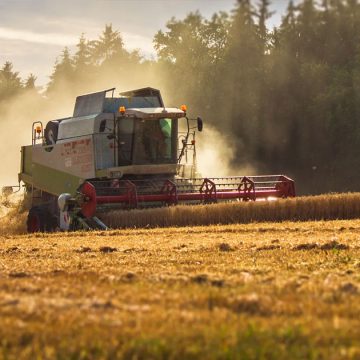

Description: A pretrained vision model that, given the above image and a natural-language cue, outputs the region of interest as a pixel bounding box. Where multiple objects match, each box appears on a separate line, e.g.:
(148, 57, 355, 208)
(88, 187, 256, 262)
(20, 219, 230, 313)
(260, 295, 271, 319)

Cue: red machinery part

(275, 175, 296, 198)
(160, 179, 178, 205)
(79, 175, 295, 218)
(238, 176, 256, 201)
(80, 181, 97, 218)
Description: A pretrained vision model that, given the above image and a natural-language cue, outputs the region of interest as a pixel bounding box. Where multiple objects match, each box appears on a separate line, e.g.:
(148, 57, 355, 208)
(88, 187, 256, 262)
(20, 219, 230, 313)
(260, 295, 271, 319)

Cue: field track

(0, 220, 359, 359)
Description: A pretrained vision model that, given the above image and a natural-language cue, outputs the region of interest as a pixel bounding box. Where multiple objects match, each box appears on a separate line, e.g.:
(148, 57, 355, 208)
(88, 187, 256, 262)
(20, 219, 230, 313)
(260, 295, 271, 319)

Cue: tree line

(1, 0, 360, 194)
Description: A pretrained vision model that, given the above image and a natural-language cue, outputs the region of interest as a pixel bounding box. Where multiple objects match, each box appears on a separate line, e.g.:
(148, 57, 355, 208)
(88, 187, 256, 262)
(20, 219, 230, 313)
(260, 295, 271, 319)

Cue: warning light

(119, 106, 126, 115)
(180, 104, 187, 112)
(35, 126, 42, 134)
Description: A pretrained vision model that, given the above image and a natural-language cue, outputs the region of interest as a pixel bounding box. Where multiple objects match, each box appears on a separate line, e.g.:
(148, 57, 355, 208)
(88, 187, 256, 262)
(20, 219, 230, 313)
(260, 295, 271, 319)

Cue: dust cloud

(0, 92, 73, 188)
(196, 125, 255, 177)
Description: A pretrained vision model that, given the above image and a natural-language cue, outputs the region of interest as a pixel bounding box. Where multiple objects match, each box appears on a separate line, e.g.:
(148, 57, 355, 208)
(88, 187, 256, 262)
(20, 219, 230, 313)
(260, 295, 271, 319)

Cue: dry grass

(2, 193, 360, 235)
(102, 192, 360, 229)
(0, 194, 27, 235)
(0, 219, 359, 359)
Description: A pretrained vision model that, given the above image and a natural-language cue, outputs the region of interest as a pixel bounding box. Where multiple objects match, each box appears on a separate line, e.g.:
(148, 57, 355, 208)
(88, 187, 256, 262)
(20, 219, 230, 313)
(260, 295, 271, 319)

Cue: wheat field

(0, 219, 359, 359)
(2, 193, 360, 235)
(102, 193, 360, 229)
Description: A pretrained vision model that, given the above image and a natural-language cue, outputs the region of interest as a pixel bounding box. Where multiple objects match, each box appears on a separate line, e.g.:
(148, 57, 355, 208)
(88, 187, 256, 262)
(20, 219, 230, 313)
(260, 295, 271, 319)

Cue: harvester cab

(17, 87, 295, 232)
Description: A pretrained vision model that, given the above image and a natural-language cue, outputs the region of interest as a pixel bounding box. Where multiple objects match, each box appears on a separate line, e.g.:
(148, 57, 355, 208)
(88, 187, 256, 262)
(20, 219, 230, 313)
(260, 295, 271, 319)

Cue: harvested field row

(0, 220, 359, 359)
(102, 192, 360, 229)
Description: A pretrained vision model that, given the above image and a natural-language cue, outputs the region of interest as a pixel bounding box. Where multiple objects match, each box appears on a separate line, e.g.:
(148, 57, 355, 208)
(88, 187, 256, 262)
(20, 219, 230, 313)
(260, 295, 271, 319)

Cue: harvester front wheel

(27, 206, 55, 233)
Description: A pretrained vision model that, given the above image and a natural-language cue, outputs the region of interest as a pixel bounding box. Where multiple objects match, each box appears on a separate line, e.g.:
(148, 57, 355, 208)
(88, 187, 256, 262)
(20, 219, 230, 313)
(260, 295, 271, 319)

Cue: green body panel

(19, 135, 95, 196)
(18, 142, 87, 196)
(19, 146, 33, 180)
(31, 162, 83, 196)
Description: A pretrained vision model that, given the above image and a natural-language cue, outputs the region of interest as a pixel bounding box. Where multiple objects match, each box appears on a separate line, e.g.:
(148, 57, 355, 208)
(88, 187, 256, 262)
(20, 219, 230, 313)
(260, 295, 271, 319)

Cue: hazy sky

(0, 0, 292, 87)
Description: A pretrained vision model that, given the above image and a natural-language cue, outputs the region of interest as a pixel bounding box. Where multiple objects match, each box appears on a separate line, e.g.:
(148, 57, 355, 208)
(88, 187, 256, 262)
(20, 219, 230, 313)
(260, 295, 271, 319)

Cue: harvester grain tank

(6, 87, 295, 232)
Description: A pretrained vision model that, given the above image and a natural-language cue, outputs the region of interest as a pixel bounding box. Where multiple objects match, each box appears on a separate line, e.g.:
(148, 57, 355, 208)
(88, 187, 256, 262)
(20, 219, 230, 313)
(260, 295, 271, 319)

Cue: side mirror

(197, 117, 203, 132)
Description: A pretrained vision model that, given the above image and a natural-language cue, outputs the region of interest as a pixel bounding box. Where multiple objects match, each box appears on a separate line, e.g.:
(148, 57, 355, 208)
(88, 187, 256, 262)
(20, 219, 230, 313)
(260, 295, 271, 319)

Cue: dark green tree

(257, 0, 273, 44)
(90, 24, 127, 65)
(154, 11, 229, 112)
(24, 73, 37, 90)
(0, 61, 22, 100)
(47, 47, 74, 94)
(73, 34, 92, 73)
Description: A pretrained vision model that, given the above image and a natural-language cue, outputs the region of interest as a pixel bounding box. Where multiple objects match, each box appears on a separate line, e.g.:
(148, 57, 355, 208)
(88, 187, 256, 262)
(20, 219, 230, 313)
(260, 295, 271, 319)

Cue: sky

(0, 0, 292, 87)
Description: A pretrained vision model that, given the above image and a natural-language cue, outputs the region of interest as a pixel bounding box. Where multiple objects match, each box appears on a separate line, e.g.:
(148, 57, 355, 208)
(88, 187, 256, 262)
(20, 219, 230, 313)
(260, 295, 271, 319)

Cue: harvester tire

(27, 206, 56, 233)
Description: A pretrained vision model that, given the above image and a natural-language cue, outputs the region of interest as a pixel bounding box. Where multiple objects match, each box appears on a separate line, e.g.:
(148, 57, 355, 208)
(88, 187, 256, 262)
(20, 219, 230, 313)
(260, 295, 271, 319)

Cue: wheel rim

(29, 214, 40, 232)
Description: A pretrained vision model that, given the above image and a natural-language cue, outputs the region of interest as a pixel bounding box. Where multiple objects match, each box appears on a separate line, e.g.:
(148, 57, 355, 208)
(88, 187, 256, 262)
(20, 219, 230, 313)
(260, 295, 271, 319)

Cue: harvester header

(5, 86, 295, 232)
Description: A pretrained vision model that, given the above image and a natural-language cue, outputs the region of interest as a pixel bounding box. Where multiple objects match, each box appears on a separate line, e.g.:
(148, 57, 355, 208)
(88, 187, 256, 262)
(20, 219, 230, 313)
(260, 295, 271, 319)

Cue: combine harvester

(4, 87, 295, 232)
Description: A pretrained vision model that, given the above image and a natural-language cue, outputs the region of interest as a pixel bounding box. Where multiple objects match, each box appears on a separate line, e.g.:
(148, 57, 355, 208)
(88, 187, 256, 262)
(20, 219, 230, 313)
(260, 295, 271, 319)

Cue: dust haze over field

(196, 125, 256, 177)
(0, 93, 69, 187)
